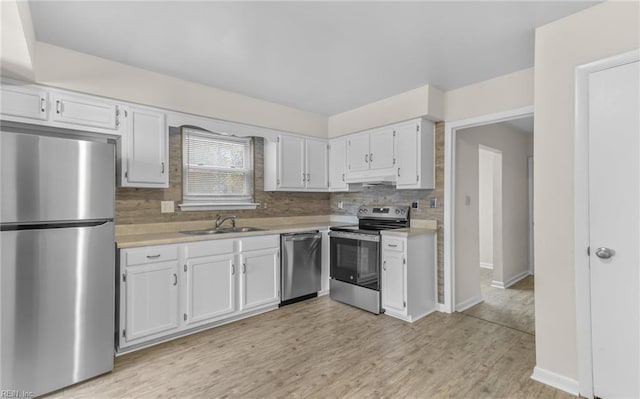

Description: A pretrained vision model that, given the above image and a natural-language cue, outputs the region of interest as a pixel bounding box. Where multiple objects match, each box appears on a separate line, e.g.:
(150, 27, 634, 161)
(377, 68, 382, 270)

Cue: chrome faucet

(215, 214, 237, 229)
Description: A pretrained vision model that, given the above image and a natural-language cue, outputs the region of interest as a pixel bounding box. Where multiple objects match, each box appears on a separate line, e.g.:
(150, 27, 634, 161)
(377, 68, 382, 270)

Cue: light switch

(161, 201, 175, 213)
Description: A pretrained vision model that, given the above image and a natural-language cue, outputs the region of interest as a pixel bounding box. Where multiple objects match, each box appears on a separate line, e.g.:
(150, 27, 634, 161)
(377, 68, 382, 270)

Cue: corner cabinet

(118, 235, 281, 353)
(264, 134, 329, 192)
(119, 105, 168, 188)
(394, 119, 435, 189)
(381, 230, 437, 323)
(328, 137, 349, 191)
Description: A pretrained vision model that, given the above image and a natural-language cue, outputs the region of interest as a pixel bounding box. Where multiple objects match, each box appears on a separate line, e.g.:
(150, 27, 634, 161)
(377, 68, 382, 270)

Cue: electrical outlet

(338, 201, 344, 209)
(430, 198, 438, 208)
(262, 202, 268, 209)
(412, 201, 419, 210)
(161, 201, 174, 213)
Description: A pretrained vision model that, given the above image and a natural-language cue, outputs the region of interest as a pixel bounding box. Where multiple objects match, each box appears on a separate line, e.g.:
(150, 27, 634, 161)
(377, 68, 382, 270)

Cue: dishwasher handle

(281, 231, 321, 241)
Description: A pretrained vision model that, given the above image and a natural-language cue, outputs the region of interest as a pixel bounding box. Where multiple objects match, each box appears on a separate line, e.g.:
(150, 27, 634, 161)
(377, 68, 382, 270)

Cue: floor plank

(463, 268, 535, 335)
(47, 296, 569, 399)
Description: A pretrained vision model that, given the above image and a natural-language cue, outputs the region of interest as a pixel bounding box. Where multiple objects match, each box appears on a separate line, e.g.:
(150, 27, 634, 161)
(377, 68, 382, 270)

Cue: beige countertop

(117, 221, 348, 248)
(116, 216, 438, 248)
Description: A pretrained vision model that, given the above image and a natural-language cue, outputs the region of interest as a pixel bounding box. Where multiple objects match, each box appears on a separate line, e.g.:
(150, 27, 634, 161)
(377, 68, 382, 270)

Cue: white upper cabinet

(278, 135, 306, 189)
(346, 127, 395, 182)
(369, 127, 395, 171)
(346, 132, 370, 174)
(265, 134, 329, 192)
(395, 119, 435, 190)
(328, 137, 348, 191)
(305, 138, 329, 189)
(0, 84, 48, 121)
(51, 92, 120, 130)
(120, 106, 168, 188)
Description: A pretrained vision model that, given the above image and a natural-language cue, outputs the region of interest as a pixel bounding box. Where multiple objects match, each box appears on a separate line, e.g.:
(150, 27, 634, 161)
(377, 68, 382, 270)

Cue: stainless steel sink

(180, 227, 266, 235)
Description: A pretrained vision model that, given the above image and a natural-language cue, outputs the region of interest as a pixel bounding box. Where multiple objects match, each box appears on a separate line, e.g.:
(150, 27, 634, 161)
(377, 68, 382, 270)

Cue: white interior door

(588, 60, 639, 399)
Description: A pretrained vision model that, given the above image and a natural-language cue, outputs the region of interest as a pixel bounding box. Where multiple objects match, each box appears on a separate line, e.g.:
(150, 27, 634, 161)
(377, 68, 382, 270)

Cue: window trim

(179, 127, 258, 211)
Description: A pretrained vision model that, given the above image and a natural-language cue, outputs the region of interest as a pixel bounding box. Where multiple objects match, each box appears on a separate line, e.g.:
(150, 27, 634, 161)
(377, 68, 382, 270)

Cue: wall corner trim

(454, 295, 483, 312)
(531, 366, 579, 396)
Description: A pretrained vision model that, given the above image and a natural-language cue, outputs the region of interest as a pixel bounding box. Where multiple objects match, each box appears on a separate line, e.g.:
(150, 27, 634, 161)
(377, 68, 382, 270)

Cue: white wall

(479, 147, 495, 267)
(327, 84, 444, 137)
(534, 1, 640, 381)
(31, 42, 328, 138)
(444, 68, 534, 122)
(456, 122, 532, 301)
(455, 136, 481, 307)
(0, 0, 36, 81)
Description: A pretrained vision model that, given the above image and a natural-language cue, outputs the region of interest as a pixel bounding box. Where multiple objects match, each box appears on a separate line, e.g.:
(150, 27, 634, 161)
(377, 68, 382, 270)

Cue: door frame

(443, 105, 534, 313)
(574, 48, 639, 399)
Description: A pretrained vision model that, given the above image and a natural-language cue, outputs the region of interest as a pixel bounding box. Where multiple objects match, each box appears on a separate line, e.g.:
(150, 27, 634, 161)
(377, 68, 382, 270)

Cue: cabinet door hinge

(348, 140, 351, 146)
(277, 178, 280, 185)
(587, 246, 590, 256)
(348, 164, 351, 170)
(393, 158, 396, 165)
(393, 130, 396, 136)
(416, 124, 420, 132)
(403, 301, 407, 308)
(327, 144, 330, 150)
(277, 136, 280, 142)
(124, 109, 128, 118)
(184, 313, 187, 321)
(416, 174, 419, 182)
(122, 272, 126, 282)
(403, 258, 406, 265)
(184, 264, 188, 272)
(122, 329, 126, 338)
(124, 171, 128, 179)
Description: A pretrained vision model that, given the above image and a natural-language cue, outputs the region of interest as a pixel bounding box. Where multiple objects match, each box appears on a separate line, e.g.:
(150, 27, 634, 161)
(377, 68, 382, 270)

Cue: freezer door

(0, 221, 115, 397)
(1, 130, 115, 223)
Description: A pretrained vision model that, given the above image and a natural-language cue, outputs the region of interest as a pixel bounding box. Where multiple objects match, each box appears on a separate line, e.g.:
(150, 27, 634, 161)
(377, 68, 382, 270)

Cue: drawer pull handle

(146, 254, 161, 259)
(388, 244, 398, 248)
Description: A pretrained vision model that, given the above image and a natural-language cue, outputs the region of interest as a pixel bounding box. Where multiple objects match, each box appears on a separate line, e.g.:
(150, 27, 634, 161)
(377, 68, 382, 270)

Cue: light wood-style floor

(463, 268, 535, 335)
(48, 296, 567, 399)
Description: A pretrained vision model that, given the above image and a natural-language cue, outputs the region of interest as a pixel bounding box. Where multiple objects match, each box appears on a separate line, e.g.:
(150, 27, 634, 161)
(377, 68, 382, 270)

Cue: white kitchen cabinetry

(119, 105, 168, 188)
(0, 84, 48, 121)
(118, 235, 281, 353)
(265, 134, 328, 191)
(182, 240, 237, 329)
(328, 137, 348, 191)
(346, 127, 395, 182)
(395, 119, 435, 189)
(381, 231, 437, 323)
(240, 248, 280, 311)
(120, 245, 181, 346)
(51, 92, 120, 130)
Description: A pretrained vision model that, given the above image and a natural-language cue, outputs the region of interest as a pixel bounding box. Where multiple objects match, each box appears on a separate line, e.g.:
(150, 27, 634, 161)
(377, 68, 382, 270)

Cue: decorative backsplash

(116, 135, 331, 225)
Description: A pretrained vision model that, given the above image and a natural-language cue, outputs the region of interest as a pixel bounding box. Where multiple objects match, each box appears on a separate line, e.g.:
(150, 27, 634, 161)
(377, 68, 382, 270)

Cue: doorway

(453, 116, 535, 334)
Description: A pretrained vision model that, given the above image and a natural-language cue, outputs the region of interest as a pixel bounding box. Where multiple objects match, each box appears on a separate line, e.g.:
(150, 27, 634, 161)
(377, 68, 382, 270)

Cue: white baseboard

(455, 295, 483, 312)
(318, 289, 329, 297)
(436, 302, 449, 313)
(531, 366, 579, 396)
(491, 280, 505, 289)
(504, 270, 530, 288)
(480, 262, 494, 269)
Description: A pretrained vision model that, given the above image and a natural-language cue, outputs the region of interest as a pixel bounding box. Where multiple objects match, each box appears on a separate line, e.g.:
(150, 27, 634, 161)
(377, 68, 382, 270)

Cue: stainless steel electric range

(329, 205, 410, 313)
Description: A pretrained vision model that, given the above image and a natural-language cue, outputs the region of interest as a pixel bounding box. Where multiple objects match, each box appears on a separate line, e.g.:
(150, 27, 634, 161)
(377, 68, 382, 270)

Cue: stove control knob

(401, 209, 406, 214)
(395, 209, 400, 215)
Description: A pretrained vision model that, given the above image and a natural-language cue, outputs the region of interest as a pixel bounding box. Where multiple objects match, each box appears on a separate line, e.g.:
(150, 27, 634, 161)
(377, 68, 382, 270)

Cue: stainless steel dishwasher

(280, 231, 322, 305)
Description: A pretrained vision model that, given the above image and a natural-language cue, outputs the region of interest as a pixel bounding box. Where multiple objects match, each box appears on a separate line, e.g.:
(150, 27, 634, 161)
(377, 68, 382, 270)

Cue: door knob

(595, 247, 615, 259)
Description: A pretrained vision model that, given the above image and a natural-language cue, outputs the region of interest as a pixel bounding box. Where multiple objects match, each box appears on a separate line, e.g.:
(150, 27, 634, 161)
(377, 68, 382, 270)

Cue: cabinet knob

(365, 154, 368, 163)
(161, 162, 165, 174)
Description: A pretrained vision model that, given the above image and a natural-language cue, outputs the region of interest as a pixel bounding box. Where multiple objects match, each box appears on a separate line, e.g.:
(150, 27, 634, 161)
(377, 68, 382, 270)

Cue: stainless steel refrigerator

(0, 128, 116, 397)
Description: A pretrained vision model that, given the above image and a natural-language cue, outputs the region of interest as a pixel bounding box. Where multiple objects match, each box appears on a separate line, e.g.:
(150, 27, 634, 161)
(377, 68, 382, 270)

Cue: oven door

(329, 231, 380, 290)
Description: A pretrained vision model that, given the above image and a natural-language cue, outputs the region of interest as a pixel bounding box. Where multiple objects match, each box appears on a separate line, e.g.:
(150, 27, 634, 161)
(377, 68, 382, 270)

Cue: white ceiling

(29, 1, 598, 115)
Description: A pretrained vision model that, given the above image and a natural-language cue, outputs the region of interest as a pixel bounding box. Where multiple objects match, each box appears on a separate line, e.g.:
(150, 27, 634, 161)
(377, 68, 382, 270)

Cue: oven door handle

(329, 231, 380, 242)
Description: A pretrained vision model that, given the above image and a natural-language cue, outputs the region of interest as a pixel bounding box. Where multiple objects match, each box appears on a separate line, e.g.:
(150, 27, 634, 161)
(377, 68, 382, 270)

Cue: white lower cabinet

(184, 253, 236, 327)
(240, 248, 280, 311)
(381, 231, 437, 323)
(123, 260, 180, 343)
(118, 235, 280, 352)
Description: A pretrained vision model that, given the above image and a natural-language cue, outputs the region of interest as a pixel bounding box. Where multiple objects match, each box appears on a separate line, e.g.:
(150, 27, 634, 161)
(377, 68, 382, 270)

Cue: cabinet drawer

(184, 239, 234, 258)
(383, 238, 405, 252)
(239, 235, 279, 252)
(125, 245, 179, 266)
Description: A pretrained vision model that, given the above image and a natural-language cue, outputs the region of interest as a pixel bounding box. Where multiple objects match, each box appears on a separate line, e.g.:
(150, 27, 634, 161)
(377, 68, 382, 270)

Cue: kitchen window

(179, 127, 258, 210)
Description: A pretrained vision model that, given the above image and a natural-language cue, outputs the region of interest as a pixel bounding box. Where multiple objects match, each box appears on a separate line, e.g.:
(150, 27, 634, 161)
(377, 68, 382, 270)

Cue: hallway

(463, 269, 535, 335)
